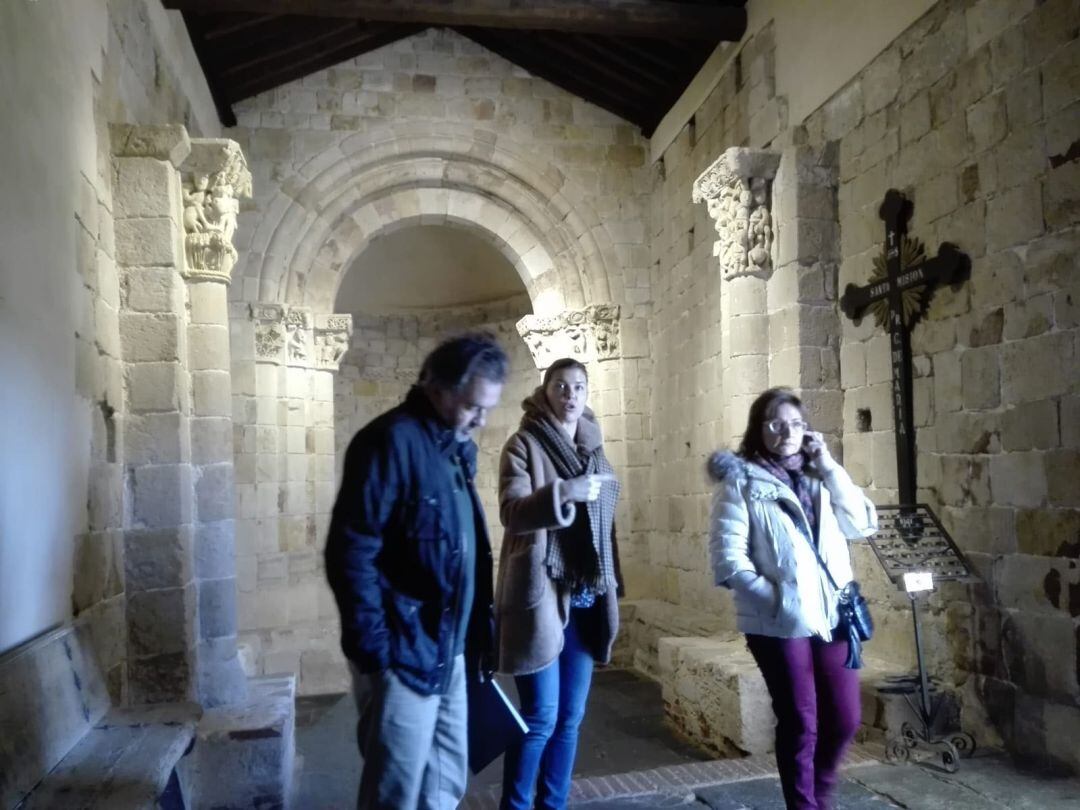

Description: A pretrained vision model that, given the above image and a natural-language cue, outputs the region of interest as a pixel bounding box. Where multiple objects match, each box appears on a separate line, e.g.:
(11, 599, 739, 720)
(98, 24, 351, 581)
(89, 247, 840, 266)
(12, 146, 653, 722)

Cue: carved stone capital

(692, 147, 780, 280)
(251, 304, 286, 363)
(314, 314, 354, 372)
(284, 307, 313, 366)
(517, 305, 621, 369)
(181, 139, 252, 285)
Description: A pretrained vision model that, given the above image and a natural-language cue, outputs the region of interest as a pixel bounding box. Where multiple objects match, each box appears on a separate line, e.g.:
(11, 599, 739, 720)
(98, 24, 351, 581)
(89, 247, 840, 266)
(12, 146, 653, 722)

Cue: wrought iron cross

(840, 189, 970, 505)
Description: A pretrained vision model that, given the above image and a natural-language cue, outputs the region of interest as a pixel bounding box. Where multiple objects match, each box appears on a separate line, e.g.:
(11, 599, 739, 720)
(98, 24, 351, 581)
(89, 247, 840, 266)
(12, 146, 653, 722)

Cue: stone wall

(0, 0, 218, 692)
(649, 0, 1079, 771)
(224, 27, 656, 689)
(647, 22, 787, 617)
(235, 295, 536, 693)
(804, 0, 1079, 770)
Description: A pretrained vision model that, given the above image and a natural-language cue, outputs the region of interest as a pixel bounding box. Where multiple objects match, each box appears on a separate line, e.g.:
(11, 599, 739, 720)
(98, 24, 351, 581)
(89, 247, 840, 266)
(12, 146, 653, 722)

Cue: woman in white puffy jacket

(708, 387, 877, 810)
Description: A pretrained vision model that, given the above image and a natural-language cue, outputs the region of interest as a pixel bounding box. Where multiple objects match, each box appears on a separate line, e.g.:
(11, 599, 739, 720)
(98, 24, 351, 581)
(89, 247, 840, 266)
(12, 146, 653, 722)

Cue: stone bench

(658, 634, 901, 757)
(617, 600, 906, 757)
(612, 599, 733, 677)
(0, 620, 199, 809)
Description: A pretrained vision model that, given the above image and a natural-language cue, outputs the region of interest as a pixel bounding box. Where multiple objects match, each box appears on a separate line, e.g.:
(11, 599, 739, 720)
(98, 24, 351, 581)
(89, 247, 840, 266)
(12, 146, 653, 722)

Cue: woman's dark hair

(739, 387, 805, 458)
(419, 331, 509, 391)
(542, 357, 588, 387)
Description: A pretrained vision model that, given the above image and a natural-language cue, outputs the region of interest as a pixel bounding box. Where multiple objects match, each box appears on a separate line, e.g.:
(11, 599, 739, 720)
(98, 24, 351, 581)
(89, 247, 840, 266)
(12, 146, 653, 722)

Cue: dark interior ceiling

(164, 1, 748, 136)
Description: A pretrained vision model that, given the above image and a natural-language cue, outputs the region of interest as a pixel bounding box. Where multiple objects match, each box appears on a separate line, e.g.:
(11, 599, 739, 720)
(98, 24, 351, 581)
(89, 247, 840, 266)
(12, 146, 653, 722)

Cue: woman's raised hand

(561, 473, 615, 503)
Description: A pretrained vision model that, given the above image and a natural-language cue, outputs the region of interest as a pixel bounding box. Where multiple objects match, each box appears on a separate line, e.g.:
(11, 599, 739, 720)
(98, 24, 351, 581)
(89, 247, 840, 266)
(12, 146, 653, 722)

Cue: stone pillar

(693, 147, 780, 444)
(113, 125, 253, 706)
(180, 139, 253, 706)
(231, 305, 351, 688)
(113, 124, 198, 704)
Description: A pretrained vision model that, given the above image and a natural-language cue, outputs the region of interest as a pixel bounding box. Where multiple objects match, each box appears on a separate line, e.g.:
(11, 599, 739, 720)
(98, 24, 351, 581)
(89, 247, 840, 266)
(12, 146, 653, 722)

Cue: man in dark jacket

(326, 332, 508, 810)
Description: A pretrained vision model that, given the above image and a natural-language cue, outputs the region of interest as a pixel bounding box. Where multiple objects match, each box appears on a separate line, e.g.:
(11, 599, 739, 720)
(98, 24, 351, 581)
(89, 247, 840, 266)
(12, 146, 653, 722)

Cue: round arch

(232, 121, 621, 317)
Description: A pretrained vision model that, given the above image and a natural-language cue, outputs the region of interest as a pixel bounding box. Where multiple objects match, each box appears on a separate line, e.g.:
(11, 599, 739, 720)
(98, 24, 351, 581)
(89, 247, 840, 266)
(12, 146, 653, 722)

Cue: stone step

(177, 674, 296, 810)
(20, 705, 199, 810)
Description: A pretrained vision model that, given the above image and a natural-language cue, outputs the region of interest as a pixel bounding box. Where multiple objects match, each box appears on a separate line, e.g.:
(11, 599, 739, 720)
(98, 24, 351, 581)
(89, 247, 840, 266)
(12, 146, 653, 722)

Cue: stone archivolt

(251, 305, 353, 371)
(517, 304, 620, 369)
(692, 147, 780, 280)
(181, 140, 252, 284)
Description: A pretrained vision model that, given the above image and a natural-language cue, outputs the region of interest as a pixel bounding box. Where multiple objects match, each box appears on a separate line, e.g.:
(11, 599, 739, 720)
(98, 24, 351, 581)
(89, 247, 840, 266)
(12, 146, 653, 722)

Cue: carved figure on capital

(252, 304, 286, 361)
(692, 147, 779, 281)
(586, 304, 621, 360)
(180, 139, 252, 285)
(314, 313, 354, 372)
(285, 309, 312, 363)
(517, 304, 621, 369)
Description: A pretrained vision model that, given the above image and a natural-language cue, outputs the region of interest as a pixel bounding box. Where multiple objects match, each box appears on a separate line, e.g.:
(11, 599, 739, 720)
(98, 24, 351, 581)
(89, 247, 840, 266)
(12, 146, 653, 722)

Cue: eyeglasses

(765, 418, 809, 435)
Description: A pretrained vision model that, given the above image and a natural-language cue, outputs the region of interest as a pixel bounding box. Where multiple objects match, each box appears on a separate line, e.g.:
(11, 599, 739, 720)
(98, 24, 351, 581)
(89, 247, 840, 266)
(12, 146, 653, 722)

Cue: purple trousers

(746, 634, 861, 810)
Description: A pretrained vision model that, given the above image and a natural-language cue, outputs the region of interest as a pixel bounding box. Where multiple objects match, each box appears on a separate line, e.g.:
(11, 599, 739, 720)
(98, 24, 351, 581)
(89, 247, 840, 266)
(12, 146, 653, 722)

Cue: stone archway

(227, 124, 637, 692)
(232, 120, 624, 316)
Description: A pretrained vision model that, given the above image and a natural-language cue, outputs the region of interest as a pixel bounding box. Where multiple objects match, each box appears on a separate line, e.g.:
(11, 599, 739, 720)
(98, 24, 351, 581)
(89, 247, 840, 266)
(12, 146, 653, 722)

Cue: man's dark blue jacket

(325, 387, 495, 696)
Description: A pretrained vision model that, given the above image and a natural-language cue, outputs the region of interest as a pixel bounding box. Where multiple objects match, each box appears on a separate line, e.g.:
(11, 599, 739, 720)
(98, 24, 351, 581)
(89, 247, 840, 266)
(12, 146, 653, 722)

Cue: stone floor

(293, 668, 1080, 809)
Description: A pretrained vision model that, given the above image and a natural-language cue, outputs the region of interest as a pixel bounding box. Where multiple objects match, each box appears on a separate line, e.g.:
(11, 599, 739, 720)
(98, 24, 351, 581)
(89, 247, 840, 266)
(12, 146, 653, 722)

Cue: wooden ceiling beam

(200, 13, 282, 40)
(163, 0, 747, 41)
(530, 32, 667, 96)
(227, 24, 421, 102)
(564, 34, 673, 92)
(459, 29, 652, 129)
(216, 20, 359, 76)
(182, 11, 239, 126)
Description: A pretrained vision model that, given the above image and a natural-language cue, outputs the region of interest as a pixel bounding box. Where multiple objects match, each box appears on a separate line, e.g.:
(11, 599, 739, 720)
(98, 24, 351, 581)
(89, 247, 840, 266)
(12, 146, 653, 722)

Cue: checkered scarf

(521, 389, 620, 594)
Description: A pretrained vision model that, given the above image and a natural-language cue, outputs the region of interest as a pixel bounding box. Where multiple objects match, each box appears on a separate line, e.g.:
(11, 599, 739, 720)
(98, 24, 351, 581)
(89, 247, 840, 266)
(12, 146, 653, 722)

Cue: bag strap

(784, 502, 842, 593)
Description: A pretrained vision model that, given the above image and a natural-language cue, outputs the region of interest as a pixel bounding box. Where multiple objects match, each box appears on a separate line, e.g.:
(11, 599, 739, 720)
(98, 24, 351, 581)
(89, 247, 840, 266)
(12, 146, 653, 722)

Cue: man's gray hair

(418, 331, 509, 391)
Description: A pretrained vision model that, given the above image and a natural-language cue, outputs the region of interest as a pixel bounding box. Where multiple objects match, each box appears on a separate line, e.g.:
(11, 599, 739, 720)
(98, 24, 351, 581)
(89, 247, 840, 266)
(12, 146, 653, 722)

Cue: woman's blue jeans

(500, 609, 594, 810)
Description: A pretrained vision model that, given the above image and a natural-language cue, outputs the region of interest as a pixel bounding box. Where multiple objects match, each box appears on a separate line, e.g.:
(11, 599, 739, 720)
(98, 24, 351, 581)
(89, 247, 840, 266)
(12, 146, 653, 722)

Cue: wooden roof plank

(181, 11, 239, 126)
(458, 28, 653, 129)
(227, 24, 422, 102)
(218, 20, 365, 77)
(164, 0, 747, 41)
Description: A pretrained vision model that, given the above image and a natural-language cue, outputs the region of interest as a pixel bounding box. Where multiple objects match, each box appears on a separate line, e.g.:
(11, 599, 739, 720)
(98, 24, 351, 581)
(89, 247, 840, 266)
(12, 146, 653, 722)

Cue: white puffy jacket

(708, 451, 878, 640)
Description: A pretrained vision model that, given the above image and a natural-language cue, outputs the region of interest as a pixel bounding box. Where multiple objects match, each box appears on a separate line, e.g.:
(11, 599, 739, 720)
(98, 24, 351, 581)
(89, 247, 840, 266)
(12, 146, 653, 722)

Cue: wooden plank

(528, 31, 666, 97)
(459, 29, 651, 129)
(163, 0, 747, 41)
(228, 24, 421, 102)
(564, 34, 673, 92)
(200, 12, 281, 40)
(183, 12, 240, 126)
(217, 20, 364, 77)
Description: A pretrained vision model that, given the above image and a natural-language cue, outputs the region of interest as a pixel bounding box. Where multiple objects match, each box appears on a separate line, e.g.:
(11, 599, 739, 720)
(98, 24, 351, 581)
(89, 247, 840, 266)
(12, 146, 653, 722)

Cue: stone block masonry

(651, 0, 1080, 774)
(802, 0, 1080, 772)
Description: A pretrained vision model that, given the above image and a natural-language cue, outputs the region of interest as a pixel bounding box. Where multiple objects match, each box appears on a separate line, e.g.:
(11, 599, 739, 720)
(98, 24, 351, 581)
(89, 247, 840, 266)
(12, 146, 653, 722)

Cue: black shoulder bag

(801, 535, 874, 669)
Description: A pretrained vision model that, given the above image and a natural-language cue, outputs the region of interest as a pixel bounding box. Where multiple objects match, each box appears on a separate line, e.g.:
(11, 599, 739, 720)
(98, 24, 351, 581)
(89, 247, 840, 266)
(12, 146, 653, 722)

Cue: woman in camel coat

(495, 357, 621, 810)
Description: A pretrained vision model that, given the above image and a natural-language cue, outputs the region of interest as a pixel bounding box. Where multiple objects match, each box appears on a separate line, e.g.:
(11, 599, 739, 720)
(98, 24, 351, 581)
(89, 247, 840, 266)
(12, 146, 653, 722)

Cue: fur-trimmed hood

(706, 450, 746, 483)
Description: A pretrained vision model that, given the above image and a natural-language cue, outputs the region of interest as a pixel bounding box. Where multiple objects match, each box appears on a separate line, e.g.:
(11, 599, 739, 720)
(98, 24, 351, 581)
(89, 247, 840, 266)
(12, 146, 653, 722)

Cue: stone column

(231, 305, 351, 688)
(113, 124, 198, 704)
(180, 139, 253, 706)
(693, 147, 780, 444)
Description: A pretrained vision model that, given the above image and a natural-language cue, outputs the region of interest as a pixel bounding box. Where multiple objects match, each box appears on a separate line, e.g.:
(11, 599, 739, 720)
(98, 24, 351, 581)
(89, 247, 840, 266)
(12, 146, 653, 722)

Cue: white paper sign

(902, 571, 934, 593)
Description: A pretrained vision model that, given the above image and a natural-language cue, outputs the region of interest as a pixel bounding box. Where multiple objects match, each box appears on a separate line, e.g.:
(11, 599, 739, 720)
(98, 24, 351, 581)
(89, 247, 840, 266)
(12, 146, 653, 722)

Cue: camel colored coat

(494, 415, 620, 676)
